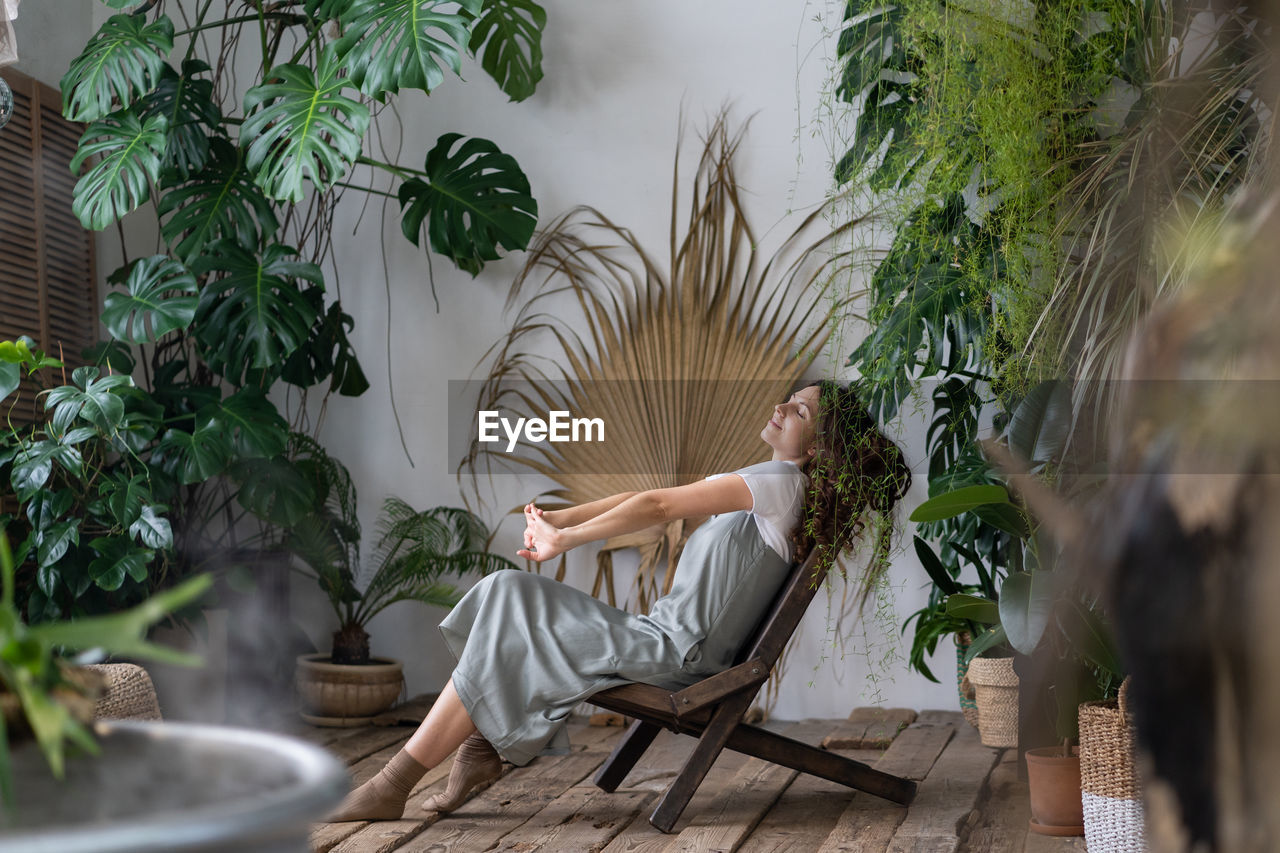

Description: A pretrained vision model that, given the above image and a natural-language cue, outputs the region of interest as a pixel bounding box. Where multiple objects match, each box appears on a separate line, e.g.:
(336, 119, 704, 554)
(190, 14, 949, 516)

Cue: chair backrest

(733, 550, 824, 670)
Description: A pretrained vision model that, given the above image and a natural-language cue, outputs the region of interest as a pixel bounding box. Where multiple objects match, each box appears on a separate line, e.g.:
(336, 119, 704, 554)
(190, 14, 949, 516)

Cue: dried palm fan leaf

(460, 113, 864, 612)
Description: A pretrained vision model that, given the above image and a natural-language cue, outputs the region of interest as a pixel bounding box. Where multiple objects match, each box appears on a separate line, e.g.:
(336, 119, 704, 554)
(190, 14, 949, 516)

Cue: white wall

(8, 0, 94, 87)
(309, 0, 959, 719)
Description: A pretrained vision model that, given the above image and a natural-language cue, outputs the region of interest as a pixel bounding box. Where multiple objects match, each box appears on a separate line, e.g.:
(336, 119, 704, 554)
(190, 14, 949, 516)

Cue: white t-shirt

(706, 459, 807, 561)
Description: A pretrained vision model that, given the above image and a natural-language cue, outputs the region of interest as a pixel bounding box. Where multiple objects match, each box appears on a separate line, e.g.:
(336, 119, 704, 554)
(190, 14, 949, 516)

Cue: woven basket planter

(83, 663, 163, 721)
(295, 654, 404, 726)
(967, 655, 1019, 748)
(1079, 679, 1147, 852)
(955, 632, 979, 729)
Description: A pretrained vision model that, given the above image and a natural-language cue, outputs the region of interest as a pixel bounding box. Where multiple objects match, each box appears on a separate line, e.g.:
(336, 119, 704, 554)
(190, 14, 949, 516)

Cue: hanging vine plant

(833, 0, 1272, 684)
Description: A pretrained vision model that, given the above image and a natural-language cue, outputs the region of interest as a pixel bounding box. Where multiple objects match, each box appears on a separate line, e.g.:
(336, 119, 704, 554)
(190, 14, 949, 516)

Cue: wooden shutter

(0, 68, 98, 423)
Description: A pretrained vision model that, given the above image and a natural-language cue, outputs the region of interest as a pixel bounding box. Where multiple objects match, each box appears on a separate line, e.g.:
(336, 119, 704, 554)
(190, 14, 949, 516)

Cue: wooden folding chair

(588, 551, 919, 832)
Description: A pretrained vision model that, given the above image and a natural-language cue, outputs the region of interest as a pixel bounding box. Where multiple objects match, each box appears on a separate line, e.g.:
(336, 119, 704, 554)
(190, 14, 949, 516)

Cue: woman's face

(761, 385, 821, 464)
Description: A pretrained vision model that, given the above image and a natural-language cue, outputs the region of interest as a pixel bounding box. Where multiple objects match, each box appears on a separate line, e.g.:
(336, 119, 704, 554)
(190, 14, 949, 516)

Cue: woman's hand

(517, 503, 568, 563)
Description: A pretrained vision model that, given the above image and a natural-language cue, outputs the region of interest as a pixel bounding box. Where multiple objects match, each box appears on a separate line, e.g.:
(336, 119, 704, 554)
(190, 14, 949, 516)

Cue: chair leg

(648, 691, 754, 833)
(725, 724, 917, 805)
(594, 719, 661, 792)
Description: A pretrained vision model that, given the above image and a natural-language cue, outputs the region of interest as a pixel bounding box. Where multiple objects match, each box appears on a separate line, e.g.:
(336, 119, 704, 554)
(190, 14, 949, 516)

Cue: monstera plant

(1, 0, 545, 622)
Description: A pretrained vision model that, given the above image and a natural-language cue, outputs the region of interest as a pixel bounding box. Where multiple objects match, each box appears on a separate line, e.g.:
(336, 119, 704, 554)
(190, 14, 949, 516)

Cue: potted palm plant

(287, 444, 518, 725)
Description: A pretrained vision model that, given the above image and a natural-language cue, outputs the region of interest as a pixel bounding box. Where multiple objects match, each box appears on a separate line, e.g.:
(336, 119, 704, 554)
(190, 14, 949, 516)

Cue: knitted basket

(1079, 678, 1147, 852)
(966, 655, 1018, 748)
(82, 663, 163, 721)
(955, 632, 979, 729)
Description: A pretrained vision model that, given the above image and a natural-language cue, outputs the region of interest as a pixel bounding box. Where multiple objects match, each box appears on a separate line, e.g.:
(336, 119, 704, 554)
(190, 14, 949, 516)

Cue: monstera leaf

(240, 52, 370, 203)
(1005, 380, 1072, 471)
(335, 0, 480, 97)
(467, 0, 545, 102)
(101, 255, 198, 343)
(70, 109, 168, 231)
(158, 138, 279, 262)
(143, 60, 222, 180)
(61, 14, 174, 122)
(398, 133, 537, 275)
(154, 422, 233, 484)
(192, 242, 323, 382)
(209, 388, 290, 459)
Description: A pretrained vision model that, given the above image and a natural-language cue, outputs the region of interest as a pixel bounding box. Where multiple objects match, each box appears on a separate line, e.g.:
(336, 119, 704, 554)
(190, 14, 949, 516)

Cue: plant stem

(181, 0, 216, 65)
(172, 11, 306, 38)
(356, 155, 430, 182)
(332, 180, 398, 199)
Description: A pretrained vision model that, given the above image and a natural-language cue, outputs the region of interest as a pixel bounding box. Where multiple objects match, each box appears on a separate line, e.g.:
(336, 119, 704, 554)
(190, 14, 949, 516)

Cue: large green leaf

(43, 368, 134, 435)
(129, 505, 172, 550)
(946, 593, 999, 624)
(29, 574, 212, 666)
(398, 133, 537, 275)
(336, 0, 480, 97)
(100, 472, 147, 528)
(240, 53, 370, 203)
(88, 537, 154, 591)
(206, 388, 290, 459)
(229, 456, 316, 526)
(1006, 379, 1073, 468)
(158, 138, 280, 263)
(1060, 600, 1124, 678)
(70, 109, 168, 231)
(153, 424, 233, 484)
(964, 626, 1009, 663)
(191, 242, 323, 382)
(0, 362, 18, 402)
(279, 298, 370, 395)
(144, 60, 222, 180)
(913, 534, 959, 596)
(101, 255, 198, 343)
(909, 484, 1010, 523)
(60, 14, 174, 122)
(998, 571, 1054, 655)
(467, 0, 545, 102)
(35, 520, 79, 567)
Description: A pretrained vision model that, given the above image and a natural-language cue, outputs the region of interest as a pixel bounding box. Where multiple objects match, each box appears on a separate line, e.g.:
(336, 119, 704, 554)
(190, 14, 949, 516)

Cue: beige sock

(421, 732, 504, 813)
(326, 749, 427, 822)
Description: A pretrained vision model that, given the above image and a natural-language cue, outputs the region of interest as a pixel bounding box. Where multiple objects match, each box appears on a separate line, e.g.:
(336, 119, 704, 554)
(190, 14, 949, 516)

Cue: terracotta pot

(1025, 745, 1084, 836)
(294, 653, 404, 726)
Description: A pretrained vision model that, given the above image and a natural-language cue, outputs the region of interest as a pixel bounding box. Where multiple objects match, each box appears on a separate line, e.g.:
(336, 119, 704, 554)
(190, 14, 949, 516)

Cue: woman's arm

(517, 475, 753, 562)
(535, 492, 639, 528)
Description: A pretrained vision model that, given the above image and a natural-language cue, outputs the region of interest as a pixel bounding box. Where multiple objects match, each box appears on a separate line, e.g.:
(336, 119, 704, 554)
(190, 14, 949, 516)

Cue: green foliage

(191, 243, 323, 382)
(336, 0, 480, 98)
(144, 60, 221, 181)
(0, 533, 210, 808)
(240, 54, 371, 203)
(60, 14, 173, 122)
(157, 139, 280, 264)
(467, 0, 547, 102)
(70, 109, 168, 231)
(100, 256, 199, 344)
(287, 440, 518, 661)
(10, 0, 550, 625)
(399, 133, 539, 275)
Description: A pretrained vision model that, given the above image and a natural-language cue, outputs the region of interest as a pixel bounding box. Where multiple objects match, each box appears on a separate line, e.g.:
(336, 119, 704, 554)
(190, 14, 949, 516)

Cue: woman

(327, 381, 911, 822)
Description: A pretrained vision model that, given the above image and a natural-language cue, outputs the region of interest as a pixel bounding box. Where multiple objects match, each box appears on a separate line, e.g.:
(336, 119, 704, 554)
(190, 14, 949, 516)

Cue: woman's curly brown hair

(789, 380, 913, 601)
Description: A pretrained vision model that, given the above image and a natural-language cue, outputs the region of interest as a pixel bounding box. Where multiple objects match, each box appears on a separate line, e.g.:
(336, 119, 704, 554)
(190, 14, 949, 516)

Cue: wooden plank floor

(294, 709, 1090, 853)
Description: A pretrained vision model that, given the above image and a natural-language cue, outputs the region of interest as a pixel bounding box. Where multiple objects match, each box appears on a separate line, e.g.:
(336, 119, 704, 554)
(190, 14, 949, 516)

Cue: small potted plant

(287, 447, 518, 724)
